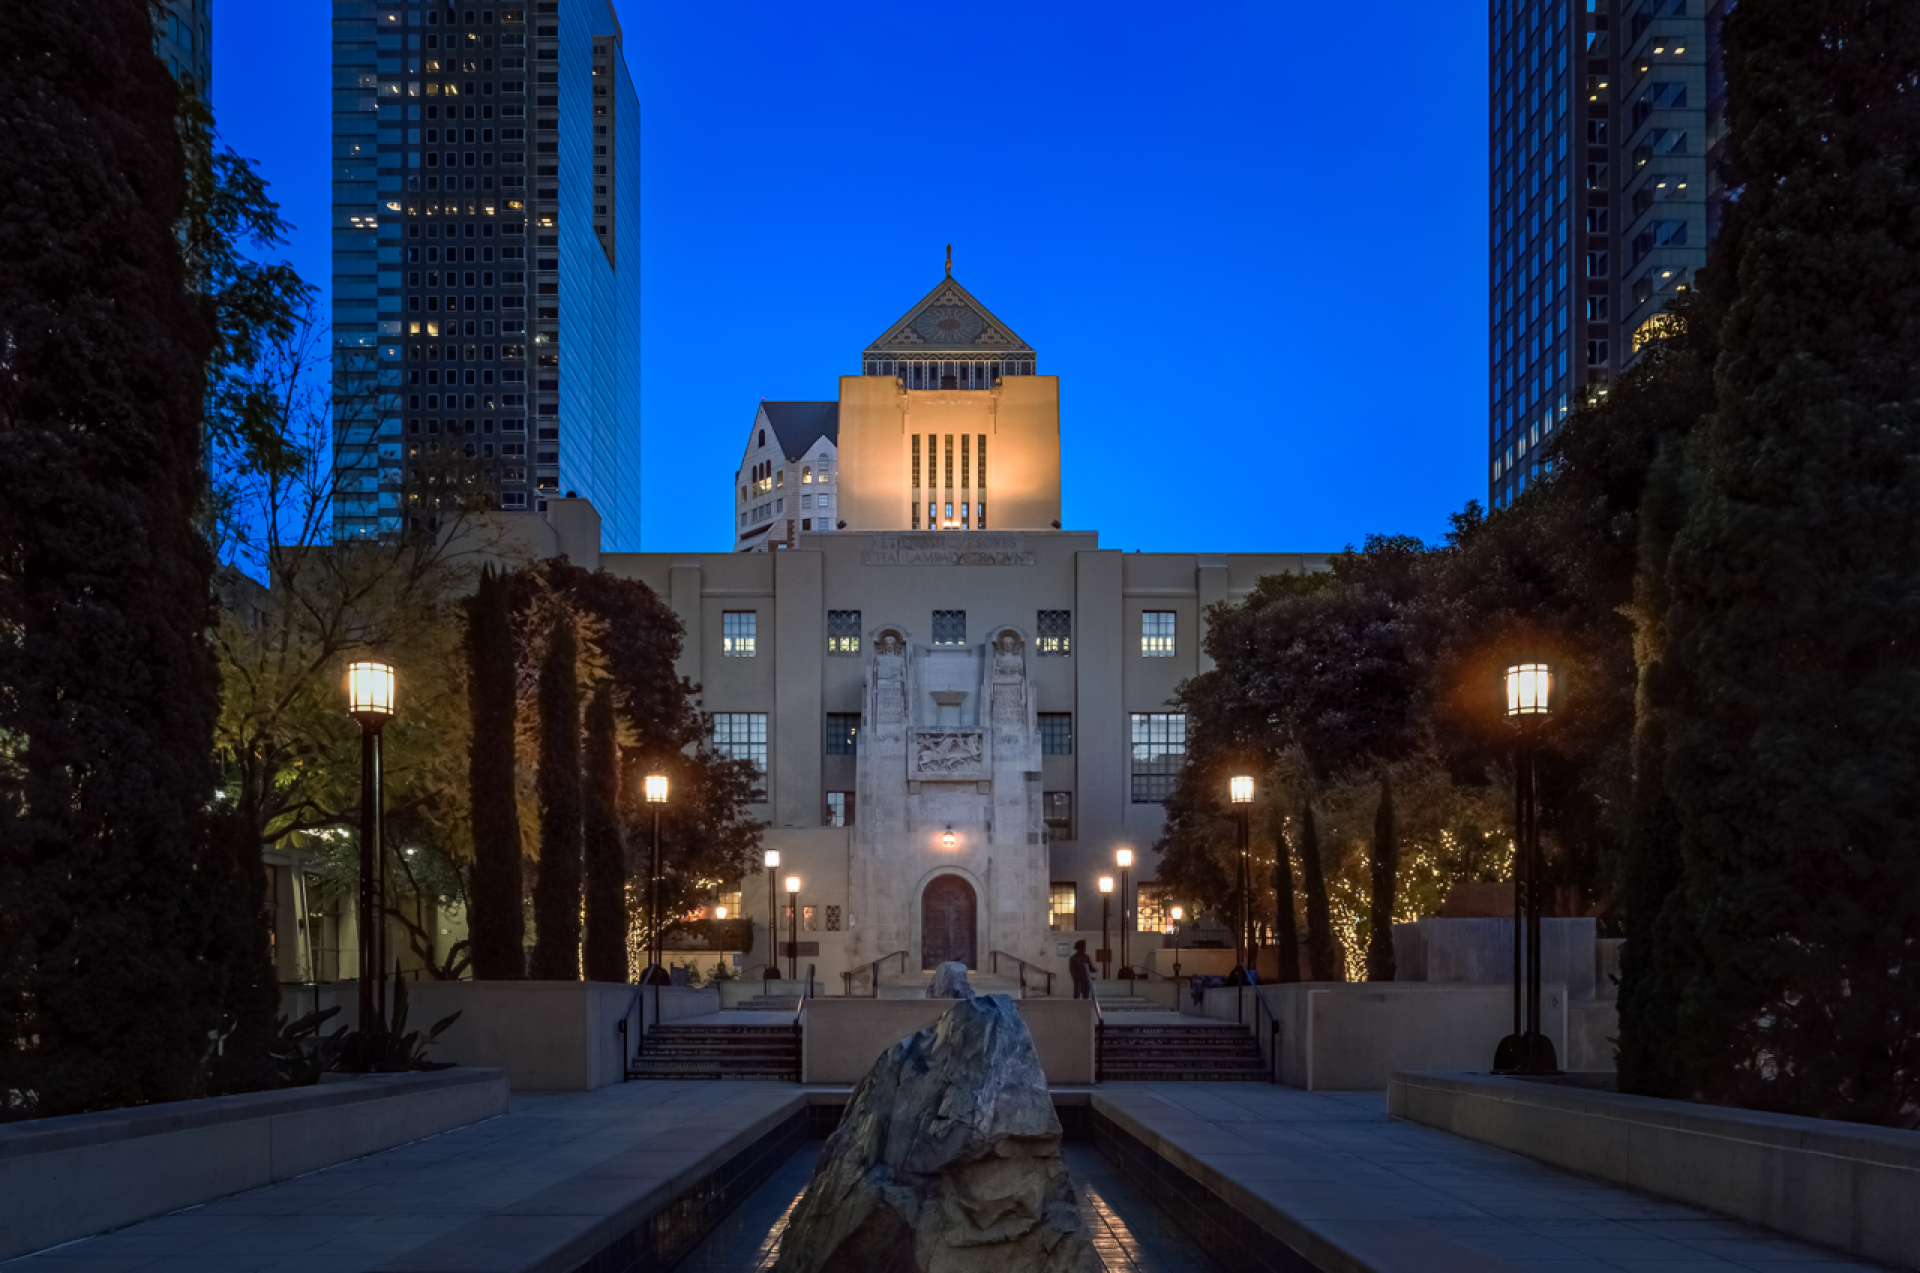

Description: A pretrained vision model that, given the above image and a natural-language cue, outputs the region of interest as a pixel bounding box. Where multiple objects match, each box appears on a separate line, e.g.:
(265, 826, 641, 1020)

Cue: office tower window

(1040, 713, 1074, 756)
(1044, 792, 1073, 840)
(827, 610, 861, 655)
(1049, 882, 1076, 931)
(825, 713, 860, 756)
(960, 435, 970, 489)
(1130, 713, 1186, 802)
(712, 713, 768, 782)
(1141, 611, 1176, 656)
(911, 434, 920, 488)
(978, 435, 986, 489)
(1037, 609, 1071, 655)
(944, 434, 953, 488)
(825, 791, 854, 827)
(722, 611, 757, 657)
(932, 610, 966, 646)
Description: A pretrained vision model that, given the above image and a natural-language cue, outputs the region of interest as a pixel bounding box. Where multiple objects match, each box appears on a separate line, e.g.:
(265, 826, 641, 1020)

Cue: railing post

(1270, 1019, 1280, 1085)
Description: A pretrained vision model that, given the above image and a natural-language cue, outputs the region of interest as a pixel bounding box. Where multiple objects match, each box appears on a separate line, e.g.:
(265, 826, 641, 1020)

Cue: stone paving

(1093, 1084, 1899, 1273)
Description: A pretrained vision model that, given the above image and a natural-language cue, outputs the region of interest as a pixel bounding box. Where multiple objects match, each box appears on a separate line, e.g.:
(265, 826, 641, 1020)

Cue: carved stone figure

(873, 631, 907, 726)
(990, 630, 1027, 726)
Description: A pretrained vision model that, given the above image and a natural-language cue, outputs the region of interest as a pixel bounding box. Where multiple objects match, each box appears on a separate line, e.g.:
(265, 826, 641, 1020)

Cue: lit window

(825, 713, 860, 756)
(1037, 609, 1071, 656)
(1040, 713, 1073, 756)
(1045, 792, 1074, 841)
(932, 610, 966, 646)
(1136, 885, 1168, 934)
(1048, 882, 1077, 931)
(803, 465, 812, 483)
(1130, 713, 1186, 803)
(722, 611, 757, 657)
(1141, 611, 1176, 657)
(825, 791, 854, 827)
(827, 610, 861, 655)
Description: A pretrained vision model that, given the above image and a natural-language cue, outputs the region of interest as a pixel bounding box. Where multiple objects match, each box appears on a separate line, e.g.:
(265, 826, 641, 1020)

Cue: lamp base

(639, 964, 671, 987)
(1491, 1032, 1560, 1076)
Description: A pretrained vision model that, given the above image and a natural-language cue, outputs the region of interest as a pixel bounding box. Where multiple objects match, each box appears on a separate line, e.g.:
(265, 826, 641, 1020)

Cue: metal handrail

(990, 949, 1055, 997)
(1252, 988, 1279, 1084)
(791, 966, 812, 1083)
(619, 988, 642, 1078)
(839, 950, 908, 998)
(1093, 992, 1106, 1083)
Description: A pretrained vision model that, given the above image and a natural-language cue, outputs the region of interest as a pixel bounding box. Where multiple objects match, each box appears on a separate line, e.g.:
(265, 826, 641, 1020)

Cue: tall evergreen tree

(1649, 0, 1920, 1124)
(581, 681, 627, 982)
(0, 0, 224, 1117)
(465, 566, 524, 979)
(529, 613, 583, 980)
(1271, 828, 1301, 983)
(1297, 804, 1340, 981)
(1366, 774, 1398, 981)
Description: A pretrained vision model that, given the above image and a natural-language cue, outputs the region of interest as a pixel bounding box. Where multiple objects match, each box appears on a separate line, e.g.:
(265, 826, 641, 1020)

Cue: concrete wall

(1390, 1071, 1920, 1271)
(1393, 917, 1598, 1000)
(404, 980, 652, 1091)
(1203, 982, 1569, 1090)
(800, 996, 1094, 1085)
(0, 1068, 507, 1262)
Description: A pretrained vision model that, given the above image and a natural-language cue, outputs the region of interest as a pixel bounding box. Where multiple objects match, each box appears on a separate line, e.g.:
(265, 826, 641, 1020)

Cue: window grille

(825, 905, 842, 931)
(827, 610, 861, 655)
(825, 713, 860, 756)
(1044, 791, 1073, 839)
(932, 610, 966, 646)
(712, 712, 768, 777)
(1048, 882, 1076, 932)
(1040, 713, 1074, 756)
(1037, 610, 1071, 656)
(1129, 713, 1186, 802)
(1141, 611, 1176, 657)
(825, 791, 854, 827)
(722, 611, 756, 657)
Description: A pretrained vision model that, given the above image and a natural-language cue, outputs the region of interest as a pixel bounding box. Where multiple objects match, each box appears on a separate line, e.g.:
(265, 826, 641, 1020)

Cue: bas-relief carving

(913, 729, 985, 778)
(862, 533, 1035, 567)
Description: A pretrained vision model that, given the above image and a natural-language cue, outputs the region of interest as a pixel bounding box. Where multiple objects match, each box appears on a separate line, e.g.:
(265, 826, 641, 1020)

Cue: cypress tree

(465, 566, 524, 979)
(1366, 773, 1398, 982)
(1651, 0, 1920, 1122)
(0, 0, 224, 1116)
(1298, 804, 1341, 981)
(529, 613, 583, 980)
(1271, 828, 1301, 983)
(581, 681, 628, 982)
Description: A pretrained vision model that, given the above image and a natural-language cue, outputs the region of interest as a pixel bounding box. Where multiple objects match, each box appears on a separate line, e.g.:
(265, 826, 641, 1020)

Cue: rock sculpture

(773, 996, 1097, 1273)
(926, 960, 974, 999)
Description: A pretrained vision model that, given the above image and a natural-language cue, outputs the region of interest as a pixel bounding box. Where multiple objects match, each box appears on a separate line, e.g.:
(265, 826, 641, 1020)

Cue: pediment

(864, 277, 1033, 355)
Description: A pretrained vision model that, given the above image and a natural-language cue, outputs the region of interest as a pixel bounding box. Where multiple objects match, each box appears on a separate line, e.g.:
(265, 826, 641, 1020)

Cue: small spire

(945, 244, 952, 276)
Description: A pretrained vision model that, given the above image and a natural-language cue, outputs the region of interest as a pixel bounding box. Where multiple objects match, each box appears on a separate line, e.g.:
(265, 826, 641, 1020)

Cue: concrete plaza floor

(4, 1079, 1896, 1273)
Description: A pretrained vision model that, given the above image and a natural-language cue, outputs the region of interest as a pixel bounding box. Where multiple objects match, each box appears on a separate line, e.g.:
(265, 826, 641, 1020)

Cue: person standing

(1069, 939, 1095, 1001)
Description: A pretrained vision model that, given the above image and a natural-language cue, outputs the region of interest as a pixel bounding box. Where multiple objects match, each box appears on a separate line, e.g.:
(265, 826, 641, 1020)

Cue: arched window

(759, 429, 766, 446)
(802, 465, 812, 483)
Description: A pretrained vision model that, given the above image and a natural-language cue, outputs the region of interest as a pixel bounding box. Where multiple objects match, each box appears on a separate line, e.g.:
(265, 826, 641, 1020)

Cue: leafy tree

(465, 565, 524, 978)
(582, 681, 627, 982)
(1640, 0, 1920, 1124)
(1366, 774, 1398, 981)
(1271, 825, 1300, 982)
(1296, 804, 1340, 981)
(529, 611, 582, 980)
(0, 0, 222, 1116)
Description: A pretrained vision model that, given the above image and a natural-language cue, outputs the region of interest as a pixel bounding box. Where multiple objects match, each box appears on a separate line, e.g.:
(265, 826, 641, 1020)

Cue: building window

(825, 905, 842, 931)
(1136, 884, 1168, 934)
(1037, 609, 1071, 656)
(1130, 713, 1186, 802)
(932, 610, 966, 646)
(1049, 882, 1076, 932)
(713, 712, 768, 781)
(825, 713, 860, 756)
(825, 791, 854, 827)
(803, 905, 818, 932)
(722, 611, 757, 657)
(1040, 713, 1073, 756)
(1141, 611, 1176, 657)
(1044, 791, 1073, 840)
(827, 610, 861, 655)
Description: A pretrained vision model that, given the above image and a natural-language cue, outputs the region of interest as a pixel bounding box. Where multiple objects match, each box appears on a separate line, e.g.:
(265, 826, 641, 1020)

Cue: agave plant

(271, 1005, 348, 1086)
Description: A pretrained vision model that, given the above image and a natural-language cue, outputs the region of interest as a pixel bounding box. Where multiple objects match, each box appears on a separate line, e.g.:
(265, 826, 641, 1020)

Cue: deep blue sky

(215, 1, 1488, 554)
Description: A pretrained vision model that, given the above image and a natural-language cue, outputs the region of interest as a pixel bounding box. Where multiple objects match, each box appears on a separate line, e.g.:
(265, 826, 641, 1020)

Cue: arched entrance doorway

(920, 875, 978, 969)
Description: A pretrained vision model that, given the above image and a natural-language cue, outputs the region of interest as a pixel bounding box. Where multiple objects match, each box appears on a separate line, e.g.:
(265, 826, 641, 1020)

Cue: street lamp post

(345, 660, 395, 1037)
(1493, 661, 1559, 1076)
(1098, 876, 1114, 980)
(644, 774, 668, 983)
(763, 849, 779, 978)
(1116, 848, 1133, 978)
(1170, 906, 1184, 980)
(1230, 775, 1254, 971)
(785, 876, 801, 980)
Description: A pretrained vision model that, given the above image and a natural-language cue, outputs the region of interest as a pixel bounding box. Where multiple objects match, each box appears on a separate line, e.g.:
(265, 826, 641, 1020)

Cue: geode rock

(774, 995, 1097, 1273)
(927, 960, 976, 999)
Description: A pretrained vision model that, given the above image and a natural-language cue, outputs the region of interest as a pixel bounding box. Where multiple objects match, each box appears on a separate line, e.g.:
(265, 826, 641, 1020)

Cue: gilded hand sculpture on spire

(945, 244, 951, 276)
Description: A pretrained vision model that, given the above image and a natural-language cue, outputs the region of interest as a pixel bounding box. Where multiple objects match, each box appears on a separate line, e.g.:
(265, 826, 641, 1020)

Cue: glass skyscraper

(330, 0, 641, 545)
(154, 0, 212, 97)
(1487, 0, 1714, 508)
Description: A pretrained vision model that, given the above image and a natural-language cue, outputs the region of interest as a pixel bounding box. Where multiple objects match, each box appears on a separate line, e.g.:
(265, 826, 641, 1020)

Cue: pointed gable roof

(758, 401, 839, 462)
(862, 275, 1034, 359)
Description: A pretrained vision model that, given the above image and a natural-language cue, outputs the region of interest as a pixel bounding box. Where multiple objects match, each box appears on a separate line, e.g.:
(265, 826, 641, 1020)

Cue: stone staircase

(625, 1023, 800, 1081)
(874, 971, 1033, 999)
(1098, 1022, 1269, 1081)
(1091, 992, 1164, 1011)
(725, 993, 804, 1011)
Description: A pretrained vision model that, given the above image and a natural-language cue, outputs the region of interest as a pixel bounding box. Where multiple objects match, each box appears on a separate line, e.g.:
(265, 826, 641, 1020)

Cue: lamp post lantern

(1098, 876, 1114, 980)
(1170, 905, 1184, 980)
(345, 660, 395, 1039)
(1230, 775, 1254, 971)
(1493, 661, 1560, 1076)
(785, 876, 801, 980)
(1116, 848, 1133, 977)
(643, 774, 668, 983)
(763, 849, 779, 976)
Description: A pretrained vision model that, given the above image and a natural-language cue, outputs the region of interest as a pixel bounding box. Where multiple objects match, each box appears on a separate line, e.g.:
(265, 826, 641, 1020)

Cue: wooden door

(920, 875, 978, 969)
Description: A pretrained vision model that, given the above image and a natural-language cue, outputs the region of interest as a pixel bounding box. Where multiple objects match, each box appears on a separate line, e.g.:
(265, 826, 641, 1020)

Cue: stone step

(629, 1021, 801, 1082)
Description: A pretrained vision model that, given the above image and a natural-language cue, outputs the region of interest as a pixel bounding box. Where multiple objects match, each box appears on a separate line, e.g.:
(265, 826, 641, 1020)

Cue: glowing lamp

(785, 876, 800, 895)
(765, 849, 780, 869)
(1116, 848, 1133, 869)
(1171, 906, 1184, 922)
(345, 660, 396, 720)
(942, 827, 957, 849)
(1230, 775, 1254, 804)
(1098, 876, 1113, 895)
(715, 906, 728, 920)
(1505, 662, 1557, 718)
(643, 773, 669, 804)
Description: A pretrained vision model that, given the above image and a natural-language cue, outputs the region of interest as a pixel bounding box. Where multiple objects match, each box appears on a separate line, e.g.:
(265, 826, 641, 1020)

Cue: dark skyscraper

(1488, 0, 1713, 508)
